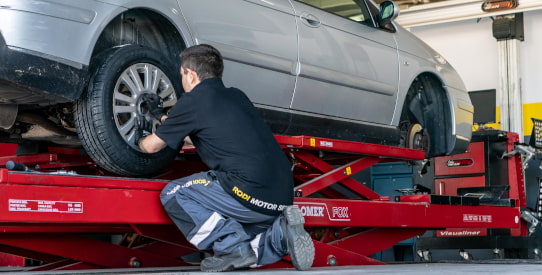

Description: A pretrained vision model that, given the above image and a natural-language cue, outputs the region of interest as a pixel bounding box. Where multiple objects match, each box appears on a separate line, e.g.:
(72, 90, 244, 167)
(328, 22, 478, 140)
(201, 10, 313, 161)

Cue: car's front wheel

(75, 45, 181, 176)
(399, 74, 451, 157)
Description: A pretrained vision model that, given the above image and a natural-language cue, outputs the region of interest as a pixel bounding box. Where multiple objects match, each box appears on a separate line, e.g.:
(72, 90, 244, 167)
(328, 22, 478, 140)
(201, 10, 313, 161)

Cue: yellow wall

(523, 103, 542, 136)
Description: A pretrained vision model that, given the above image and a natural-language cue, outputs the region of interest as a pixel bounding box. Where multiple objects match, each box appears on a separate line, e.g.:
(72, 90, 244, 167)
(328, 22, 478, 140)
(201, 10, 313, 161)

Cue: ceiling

(374, 0, 449, 10)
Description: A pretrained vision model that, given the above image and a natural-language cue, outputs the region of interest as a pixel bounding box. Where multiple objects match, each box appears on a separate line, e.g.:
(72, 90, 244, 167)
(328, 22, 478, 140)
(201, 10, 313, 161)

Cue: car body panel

(177, 0, 297, 110)
(0, 0, 124, 67)
(290, 0, 399, 125)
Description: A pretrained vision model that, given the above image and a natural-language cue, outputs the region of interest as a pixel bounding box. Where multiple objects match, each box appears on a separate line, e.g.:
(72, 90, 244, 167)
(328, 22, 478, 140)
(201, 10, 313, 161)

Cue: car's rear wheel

(75, 45, 181, 176)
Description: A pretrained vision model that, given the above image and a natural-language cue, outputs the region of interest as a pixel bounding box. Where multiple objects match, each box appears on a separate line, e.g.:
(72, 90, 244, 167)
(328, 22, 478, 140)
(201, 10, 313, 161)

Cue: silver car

(0, 0, 473, 176)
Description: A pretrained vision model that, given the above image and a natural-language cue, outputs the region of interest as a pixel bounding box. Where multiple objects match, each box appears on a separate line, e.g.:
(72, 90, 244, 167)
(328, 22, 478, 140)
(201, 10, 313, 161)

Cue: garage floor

(10, 261, 542, 275)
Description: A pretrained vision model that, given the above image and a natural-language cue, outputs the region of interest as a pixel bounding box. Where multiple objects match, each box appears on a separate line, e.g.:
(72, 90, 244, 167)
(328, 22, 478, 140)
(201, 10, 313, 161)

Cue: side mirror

(379, 1, 400, 27)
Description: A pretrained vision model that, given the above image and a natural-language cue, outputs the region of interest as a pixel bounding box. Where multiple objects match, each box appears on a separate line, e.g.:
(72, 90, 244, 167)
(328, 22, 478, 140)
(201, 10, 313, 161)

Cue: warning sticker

(8, 199, 83, 213)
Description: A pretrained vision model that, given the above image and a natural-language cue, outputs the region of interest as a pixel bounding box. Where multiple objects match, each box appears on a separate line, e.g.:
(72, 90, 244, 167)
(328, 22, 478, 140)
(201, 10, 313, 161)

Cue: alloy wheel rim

(112, 63, 177, 151)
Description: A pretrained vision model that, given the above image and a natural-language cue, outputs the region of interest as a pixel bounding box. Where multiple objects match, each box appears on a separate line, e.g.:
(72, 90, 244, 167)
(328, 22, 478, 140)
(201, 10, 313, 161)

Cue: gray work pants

(160, 171, 287, 266)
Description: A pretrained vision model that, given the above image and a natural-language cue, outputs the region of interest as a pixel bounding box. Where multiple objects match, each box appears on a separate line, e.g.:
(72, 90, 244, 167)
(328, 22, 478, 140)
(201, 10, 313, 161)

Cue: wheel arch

(90, 8, 188, 71)
(400, 71, 455, 157)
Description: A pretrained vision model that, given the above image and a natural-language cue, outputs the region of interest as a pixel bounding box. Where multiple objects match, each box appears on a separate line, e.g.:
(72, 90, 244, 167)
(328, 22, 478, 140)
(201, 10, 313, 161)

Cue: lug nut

(129, 257, 141, 268)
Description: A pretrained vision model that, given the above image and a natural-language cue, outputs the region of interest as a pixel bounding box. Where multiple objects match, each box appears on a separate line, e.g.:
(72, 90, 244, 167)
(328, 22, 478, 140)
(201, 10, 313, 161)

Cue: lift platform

(0, 135, 526, 270)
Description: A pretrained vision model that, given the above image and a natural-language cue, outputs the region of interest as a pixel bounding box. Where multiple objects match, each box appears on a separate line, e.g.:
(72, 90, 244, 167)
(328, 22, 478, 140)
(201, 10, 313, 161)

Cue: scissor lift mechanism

(0, 135, 526, 270)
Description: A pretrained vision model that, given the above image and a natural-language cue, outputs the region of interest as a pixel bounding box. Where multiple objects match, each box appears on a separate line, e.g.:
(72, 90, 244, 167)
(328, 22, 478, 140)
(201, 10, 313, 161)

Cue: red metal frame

(432, 132, 528, 238)
(0, 135, 524, 270)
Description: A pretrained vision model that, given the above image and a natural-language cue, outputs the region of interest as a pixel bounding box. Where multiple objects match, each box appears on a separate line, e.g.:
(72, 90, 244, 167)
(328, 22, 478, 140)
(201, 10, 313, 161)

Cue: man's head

(179, 44, 224, 92)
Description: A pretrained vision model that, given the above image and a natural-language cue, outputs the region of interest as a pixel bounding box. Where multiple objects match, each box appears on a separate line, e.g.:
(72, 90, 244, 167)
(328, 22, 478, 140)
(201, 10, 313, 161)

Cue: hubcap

(112, 63, 177, 150)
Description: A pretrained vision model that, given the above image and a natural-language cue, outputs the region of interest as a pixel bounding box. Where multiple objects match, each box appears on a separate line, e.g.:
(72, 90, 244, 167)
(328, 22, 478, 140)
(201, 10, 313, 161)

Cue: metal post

(494, 14, 524, 141)
(497, 39, 523, 141)
(497, 39, 509, 131)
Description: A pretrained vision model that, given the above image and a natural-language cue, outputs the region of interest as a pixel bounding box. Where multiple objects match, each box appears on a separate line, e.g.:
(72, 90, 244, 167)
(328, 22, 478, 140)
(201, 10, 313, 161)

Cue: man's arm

(139, 133, 168, 154)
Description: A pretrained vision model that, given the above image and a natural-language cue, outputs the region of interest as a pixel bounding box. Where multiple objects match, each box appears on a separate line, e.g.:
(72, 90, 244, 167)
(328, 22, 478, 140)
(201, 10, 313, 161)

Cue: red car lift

(0, 135, 525, 270)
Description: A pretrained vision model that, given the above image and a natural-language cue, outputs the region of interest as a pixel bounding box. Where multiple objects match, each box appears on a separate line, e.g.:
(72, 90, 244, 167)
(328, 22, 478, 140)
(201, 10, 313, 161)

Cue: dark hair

(179, 44, 224, 80)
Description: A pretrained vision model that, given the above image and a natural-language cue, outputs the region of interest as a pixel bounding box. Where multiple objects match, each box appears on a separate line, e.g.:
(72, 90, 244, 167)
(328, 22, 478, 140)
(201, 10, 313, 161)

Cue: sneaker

(200, 242, 257, 272)
(281, 205, 315, 271)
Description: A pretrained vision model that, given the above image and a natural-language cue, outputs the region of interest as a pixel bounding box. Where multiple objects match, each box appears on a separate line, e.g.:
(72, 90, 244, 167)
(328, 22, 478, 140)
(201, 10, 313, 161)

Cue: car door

(176, 0, 298, 115)
(290, 0, 399, 125)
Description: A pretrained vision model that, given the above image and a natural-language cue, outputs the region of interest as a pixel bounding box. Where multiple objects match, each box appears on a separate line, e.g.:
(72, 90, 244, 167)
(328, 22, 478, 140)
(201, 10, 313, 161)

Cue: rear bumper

(0, 32, 88, 105)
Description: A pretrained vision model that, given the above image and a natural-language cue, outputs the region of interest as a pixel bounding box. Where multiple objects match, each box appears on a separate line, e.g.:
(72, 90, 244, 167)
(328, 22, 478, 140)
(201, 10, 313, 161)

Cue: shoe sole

(201, 254, 257, 272)
(200, 243, 257, 272)
(284, 205, 315, 271)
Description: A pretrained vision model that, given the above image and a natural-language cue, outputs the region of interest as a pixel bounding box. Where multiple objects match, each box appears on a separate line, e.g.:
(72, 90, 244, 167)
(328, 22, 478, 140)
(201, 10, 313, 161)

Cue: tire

(75, 45, 181, 176)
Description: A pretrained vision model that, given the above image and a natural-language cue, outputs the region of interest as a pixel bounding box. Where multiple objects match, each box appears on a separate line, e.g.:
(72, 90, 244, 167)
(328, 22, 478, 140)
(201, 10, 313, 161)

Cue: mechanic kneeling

(136, 44, 314, 272)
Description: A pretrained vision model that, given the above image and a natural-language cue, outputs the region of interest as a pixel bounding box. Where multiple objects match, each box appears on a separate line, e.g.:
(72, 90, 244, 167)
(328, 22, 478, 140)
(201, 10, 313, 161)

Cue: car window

(295, 0, 373, 26)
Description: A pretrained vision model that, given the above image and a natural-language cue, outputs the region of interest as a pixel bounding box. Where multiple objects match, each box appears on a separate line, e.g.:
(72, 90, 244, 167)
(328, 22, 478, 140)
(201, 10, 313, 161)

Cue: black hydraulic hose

(5, 161, 37, 172)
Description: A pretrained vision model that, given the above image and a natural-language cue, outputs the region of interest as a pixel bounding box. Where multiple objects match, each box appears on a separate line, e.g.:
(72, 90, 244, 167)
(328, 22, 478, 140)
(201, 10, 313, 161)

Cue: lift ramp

(0, 135, 525, 270)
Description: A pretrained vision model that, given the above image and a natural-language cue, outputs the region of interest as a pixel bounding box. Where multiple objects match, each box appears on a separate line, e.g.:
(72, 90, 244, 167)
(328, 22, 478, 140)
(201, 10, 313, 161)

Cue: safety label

(319, 140, 334, 148)
(8, 199, 83, 213)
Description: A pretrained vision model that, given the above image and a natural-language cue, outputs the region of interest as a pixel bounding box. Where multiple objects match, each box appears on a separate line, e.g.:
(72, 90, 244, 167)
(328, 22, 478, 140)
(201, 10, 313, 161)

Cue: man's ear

(188, 69, 200, 85)
(185, 69, 193, 83)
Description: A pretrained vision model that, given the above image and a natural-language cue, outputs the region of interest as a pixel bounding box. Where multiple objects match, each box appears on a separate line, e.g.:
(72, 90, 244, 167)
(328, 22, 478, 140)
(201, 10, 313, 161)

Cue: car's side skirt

(257, 107, 401, 146)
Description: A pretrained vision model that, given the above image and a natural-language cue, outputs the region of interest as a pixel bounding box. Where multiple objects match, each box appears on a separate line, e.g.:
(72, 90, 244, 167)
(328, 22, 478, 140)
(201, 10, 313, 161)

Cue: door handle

(300, 13, 321, 27)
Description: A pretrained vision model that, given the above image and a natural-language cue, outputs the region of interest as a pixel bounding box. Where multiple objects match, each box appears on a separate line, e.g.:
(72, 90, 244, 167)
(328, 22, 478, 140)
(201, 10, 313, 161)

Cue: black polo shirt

(156, 78, 294, 216)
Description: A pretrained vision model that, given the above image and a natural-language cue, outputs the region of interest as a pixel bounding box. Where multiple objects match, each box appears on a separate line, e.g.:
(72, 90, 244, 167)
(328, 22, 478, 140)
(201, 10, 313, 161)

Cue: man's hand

(144, 95, 166, 121)
(134, 116, 152, 147)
